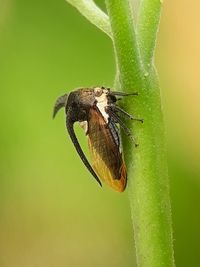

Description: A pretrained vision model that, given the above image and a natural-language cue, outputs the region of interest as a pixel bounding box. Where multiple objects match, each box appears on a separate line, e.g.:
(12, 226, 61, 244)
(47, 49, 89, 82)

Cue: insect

(53, 87, 142, 192)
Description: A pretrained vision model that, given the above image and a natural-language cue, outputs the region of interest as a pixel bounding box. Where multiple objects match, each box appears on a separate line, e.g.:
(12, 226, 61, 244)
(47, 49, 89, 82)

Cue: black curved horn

(53, 94, 68, 119)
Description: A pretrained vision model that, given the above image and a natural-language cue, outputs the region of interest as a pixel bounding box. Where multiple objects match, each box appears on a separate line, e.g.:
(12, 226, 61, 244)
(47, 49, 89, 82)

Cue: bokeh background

(0, 0, 200, 266)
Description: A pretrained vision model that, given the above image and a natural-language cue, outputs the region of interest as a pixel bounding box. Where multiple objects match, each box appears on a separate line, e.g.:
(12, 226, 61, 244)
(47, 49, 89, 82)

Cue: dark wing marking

(108, 119, 120, 148)
(66, 108, 102, 187)
(53, 94, 68, 119)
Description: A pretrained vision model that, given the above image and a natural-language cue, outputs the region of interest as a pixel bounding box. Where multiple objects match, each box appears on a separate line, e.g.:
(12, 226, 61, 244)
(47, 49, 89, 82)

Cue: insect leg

(110, 91, 138, 97)
(66, 111, 102, 186)
(106, 107, 138, 147)
(109, 104, 143, 123)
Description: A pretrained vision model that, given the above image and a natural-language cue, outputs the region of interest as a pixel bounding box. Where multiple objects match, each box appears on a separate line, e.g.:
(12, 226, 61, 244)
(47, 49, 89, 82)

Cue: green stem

(137, 0, 162, 68)
(65, 0, 112, 38)
(105, 1, 175, 266)
(105, 1, 144, 91)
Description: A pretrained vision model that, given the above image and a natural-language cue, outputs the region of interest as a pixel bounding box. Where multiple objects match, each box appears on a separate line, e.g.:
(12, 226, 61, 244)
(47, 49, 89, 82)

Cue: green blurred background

(0, 0, 199, 266)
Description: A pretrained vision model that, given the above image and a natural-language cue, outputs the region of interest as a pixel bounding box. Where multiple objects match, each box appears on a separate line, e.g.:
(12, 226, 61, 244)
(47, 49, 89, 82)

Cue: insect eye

(94, 87, 103, 97)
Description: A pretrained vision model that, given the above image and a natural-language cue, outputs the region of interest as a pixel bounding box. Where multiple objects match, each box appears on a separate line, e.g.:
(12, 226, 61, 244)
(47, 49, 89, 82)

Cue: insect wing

(87, 108, 127, 192)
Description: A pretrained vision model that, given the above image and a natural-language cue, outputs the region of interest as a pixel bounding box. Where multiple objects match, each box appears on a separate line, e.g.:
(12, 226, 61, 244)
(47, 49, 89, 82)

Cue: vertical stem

(105, 1, 175, 266)
(137, 0, 162, 68)
(105, 1, 144, 91)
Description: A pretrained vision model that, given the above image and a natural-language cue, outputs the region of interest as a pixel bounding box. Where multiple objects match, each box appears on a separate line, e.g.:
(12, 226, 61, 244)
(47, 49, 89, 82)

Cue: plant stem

(65, 0, 112, 38)
(137, 0, 162, 68)
(105, 1, 175, 266)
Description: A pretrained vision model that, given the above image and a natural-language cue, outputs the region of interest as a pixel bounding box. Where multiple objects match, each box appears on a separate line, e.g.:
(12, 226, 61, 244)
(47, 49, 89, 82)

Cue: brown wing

(87, 107, 127, 192)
